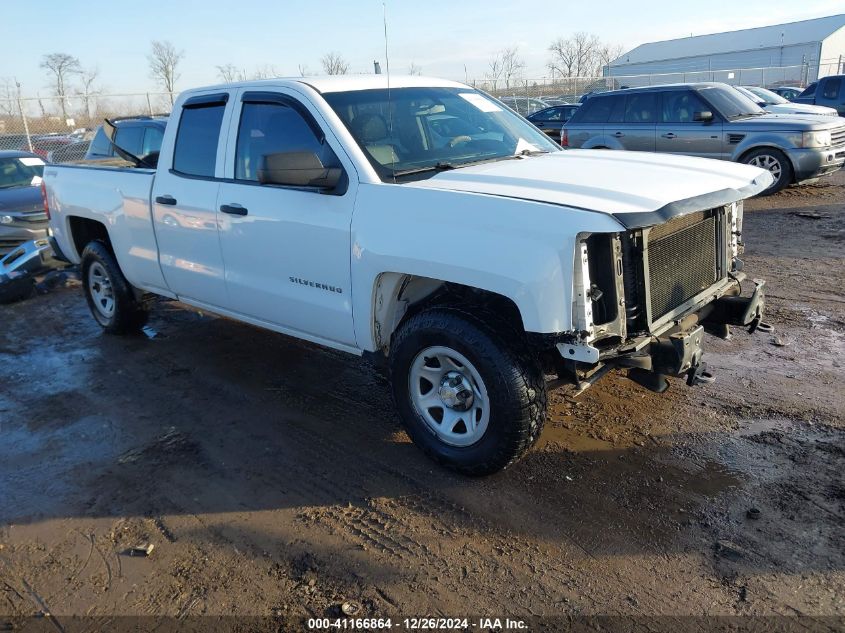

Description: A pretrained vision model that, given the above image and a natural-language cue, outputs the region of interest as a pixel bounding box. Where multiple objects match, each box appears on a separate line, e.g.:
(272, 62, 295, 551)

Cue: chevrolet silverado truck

(44, 76, 772, 475)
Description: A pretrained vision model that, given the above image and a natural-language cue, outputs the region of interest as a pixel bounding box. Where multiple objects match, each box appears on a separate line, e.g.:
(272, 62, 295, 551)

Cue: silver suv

(561, 82, 845, 193)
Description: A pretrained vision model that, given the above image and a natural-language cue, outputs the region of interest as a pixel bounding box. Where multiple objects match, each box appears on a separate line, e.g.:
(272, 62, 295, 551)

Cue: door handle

(612, 131, 624, 138)
(220, 203, 248, 216)
(661, 133, 677, 139)
(155, 195, 177, 205)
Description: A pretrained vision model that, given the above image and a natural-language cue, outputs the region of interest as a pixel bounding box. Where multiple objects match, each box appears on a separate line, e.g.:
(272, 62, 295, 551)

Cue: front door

(216, 89, 357, 347)
(655, 90, 724, 160)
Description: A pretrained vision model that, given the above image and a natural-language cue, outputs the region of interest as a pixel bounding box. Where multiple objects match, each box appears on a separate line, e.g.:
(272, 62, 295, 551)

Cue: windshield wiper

(392, 161, 458, 177)
(516, 149, 550, 157)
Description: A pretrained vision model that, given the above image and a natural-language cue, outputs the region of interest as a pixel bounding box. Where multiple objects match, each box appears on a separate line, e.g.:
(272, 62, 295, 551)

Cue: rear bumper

(789, 145, 845, 182)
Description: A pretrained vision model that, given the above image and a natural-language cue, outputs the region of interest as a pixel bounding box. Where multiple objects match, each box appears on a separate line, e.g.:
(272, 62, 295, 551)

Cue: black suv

(85, 115, 168, 161)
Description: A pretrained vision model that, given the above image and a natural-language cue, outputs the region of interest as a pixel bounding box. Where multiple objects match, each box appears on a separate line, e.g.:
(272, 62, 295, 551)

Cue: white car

(738, 85, 839, 117)
(43, 76, 772, 475)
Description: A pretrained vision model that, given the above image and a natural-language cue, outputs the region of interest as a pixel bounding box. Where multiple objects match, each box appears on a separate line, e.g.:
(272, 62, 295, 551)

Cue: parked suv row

(562, 82, 845, 193)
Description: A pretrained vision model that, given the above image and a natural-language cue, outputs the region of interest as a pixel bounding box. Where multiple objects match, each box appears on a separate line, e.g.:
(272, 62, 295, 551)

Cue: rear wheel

(389, 307, 546, 476)
(742, 148, 793, 194)
(81, 240, 148, 334)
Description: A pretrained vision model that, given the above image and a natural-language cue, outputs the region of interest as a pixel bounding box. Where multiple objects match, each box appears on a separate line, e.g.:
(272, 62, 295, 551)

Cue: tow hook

(686, 361, 715, 386)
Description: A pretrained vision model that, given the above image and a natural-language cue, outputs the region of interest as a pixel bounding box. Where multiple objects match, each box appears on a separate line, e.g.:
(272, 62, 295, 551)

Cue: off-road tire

(742, 147, 793, 195)
(81, 240, 148, 334)
(389, 307, 546, 476)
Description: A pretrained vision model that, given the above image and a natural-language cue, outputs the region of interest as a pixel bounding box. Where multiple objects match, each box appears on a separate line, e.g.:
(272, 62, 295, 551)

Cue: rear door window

(173, 96, 228, 177)
(114, 126, 144, 156)
(822, 78, 842, 99)
(534, 108, 563, 122)
(624, 93, 657, 123)
(142, 126, 164, 155)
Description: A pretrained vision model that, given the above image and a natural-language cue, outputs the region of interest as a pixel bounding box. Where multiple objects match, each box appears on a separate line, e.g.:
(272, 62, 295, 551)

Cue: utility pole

(15, 80, 32, 152)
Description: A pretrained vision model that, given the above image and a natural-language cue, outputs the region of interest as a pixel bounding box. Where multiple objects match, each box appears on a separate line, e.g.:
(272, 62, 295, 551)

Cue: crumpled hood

(406, 150, 772, 227)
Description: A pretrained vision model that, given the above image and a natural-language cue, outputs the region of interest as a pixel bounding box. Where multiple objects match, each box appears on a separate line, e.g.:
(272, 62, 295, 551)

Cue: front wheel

(389, 307, 546, 476)
(81, 240, 148, 334)
(742, 148, 793, 194)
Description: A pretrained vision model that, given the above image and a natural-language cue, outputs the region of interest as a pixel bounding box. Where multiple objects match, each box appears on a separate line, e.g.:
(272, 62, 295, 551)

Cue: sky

(3, 0, 844, 97)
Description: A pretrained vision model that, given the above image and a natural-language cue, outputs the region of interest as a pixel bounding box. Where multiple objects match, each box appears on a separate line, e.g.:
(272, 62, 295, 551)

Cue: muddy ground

(1, 170, 843, 629)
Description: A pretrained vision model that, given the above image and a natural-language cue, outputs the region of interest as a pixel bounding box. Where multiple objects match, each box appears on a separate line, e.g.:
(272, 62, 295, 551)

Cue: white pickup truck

(44, 76, 773, 475)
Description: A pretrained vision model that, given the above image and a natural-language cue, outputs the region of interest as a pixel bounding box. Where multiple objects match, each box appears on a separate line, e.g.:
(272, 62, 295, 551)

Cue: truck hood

(406, 150, 772, 229)
(764, 103, 839, 117)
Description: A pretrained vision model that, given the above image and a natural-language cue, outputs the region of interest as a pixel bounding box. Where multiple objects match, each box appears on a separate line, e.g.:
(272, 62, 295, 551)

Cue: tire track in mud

(51, 313, 732, 616)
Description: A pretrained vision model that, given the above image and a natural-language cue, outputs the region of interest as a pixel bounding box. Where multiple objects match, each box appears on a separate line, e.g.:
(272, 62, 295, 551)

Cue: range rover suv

(561, 82, 845, 193)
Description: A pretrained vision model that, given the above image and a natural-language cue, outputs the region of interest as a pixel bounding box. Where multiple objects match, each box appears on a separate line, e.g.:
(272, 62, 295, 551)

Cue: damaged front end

(544, 200, 770, 396)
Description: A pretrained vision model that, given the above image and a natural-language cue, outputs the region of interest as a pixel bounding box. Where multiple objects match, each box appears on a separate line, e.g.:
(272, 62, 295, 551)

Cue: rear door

(655, 90, 724, 159)
(151, 92, 232, 307)
(613, 92, 657, 152)
(215, 89, 357, 347)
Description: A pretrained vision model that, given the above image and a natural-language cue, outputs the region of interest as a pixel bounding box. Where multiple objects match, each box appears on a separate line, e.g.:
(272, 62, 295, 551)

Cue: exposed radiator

(647, 210, 718, 319)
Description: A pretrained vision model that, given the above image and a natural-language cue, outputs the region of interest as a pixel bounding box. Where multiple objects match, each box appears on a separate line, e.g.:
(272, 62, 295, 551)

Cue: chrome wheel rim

(408, 346, 490, 447)
(88, 262, 115, 319)
(748, 154, 782, 182)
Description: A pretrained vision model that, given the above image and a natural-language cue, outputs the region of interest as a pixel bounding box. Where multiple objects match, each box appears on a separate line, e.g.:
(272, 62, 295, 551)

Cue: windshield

(0, 156, 44, 189)
(744, 86, 788, 105)
(324, 87, 559, 180)
(699, 86, 766, 119)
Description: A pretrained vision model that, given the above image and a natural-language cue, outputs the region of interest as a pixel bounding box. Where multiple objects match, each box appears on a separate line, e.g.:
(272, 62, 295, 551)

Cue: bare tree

(500, 47, 525, 89)
(297, 63, 310, 77)
(408, 62, 422, 76)
(548, 32, 601, 78)
(0, 77, 16, 117)
(40, 53, 81, 121)
(485, 54, 504, 91)
(251, 64, 282, 80)
(76, 67, 99, 121)
(596, 43, 625, 75)
(216, 64, 247, 83)
(321, 52, 349, 75)
(148, 40, 183, 104)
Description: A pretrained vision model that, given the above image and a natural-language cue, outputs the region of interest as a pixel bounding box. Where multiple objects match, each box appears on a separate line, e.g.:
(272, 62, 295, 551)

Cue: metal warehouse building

(607, 14, 845, 86)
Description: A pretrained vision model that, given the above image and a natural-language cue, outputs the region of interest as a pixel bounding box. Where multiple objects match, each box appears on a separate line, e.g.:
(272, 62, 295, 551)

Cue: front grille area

(832, 125, 845, 147)
(647, 211, 718, 319)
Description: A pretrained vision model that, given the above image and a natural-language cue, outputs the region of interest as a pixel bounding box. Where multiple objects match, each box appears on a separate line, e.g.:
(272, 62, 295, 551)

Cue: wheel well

(68, 217, 111, 258)
(372, 273, 525, 352)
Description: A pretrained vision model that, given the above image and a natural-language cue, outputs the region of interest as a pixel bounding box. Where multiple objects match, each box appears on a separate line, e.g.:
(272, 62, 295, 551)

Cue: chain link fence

(0, 93, 173, 158)
(469, 61, 845, 113)
(4, 59, 844, 154)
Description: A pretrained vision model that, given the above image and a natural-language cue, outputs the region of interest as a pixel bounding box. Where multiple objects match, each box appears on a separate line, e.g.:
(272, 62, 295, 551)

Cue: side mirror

(693, 110, 714, 122)
(258, 151, 343, 190)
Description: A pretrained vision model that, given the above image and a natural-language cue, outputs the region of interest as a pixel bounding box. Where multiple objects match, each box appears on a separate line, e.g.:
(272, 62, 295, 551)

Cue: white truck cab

(44, 76, 772, 474)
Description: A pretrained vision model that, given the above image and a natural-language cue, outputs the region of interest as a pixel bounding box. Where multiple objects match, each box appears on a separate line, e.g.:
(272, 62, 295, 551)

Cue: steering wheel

(448, 135, 472, 148)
